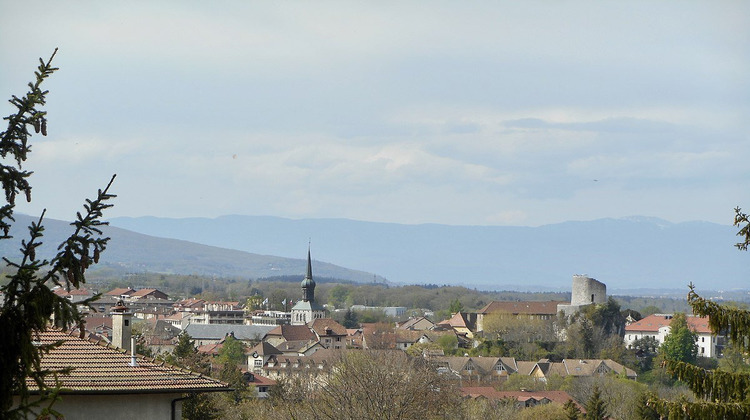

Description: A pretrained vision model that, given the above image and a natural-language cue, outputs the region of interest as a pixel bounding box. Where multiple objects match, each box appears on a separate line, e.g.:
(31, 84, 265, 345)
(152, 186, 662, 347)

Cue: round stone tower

(570, 275, 607, 306)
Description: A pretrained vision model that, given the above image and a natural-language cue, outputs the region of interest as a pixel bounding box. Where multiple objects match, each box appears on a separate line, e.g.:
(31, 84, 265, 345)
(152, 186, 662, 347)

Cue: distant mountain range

(0, 214, 380, 283)
(97, 214, 748, 292)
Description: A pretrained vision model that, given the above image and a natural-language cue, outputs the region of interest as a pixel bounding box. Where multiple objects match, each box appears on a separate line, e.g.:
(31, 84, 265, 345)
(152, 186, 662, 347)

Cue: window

(701, 347, 705, 354)
(254, 359, 262, 367)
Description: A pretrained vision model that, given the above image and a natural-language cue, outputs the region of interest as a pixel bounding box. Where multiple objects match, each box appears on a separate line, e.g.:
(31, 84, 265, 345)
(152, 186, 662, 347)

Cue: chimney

(110, 299, 132, 353)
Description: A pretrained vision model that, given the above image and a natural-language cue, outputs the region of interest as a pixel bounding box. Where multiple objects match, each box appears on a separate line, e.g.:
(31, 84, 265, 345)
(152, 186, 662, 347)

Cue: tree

(173, 331, 197, 360)
(584, 386, 608, 420)
(449, 298, 464, 314)
(659, 313, 698, 364)
(341, 308, 359, 328)
(300, 351, 463, 420)
(0, 50, 116, 419)
(647, 208, 750, 417)
(563, 399, 581, 420)
(217, 333, 247, 366)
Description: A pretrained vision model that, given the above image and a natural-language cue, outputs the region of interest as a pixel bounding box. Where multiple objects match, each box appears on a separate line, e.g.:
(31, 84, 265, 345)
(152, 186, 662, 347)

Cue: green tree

(174, 331, 197, 360)
(0, 50, 116, 419)
(341, 308, 359, 328)
(647, 209, 750, 417)
(634, 391, 659, 420)
(659, 313, 698, 364)
(718, 341, 750, 374)
(449, 298, 464, 314)
(327, 284, 350, 309)
(218, 333, 247, 365)
(584, 386, 608, 420)
(563, 399, 581, 420)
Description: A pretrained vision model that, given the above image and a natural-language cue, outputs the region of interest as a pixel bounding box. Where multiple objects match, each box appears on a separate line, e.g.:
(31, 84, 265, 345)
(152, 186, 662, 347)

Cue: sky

(1, 2, 748, 227)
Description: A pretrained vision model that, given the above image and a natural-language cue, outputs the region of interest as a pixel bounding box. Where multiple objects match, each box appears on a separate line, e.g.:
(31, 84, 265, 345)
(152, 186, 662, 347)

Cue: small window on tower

(124, 320, 129, 326)
(591, 294, 594, 303)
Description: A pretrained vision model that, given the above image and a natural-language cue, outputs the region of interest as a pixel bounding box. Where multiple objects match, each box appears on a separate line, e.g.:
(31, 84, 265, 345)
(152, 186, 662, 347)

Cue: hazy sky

(1, 2, 748, 226)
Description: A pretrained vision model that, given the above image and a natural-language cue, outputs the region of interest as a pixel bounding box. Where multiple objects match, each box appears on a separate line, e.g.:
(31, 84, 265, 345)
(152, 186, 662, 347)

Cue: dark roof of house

(461, 387, 583, 410)
(29, 329, 229, 394)
(265, 324, 317, 342)
(310, 318, 348, 337)
(249, 341, 283, 356)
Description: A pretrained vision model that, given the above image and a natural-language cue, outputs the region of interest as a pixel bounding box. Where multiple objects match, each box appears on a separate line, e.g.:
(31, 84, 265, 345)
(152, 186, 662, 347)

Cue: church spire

(301, 245, 316, 302)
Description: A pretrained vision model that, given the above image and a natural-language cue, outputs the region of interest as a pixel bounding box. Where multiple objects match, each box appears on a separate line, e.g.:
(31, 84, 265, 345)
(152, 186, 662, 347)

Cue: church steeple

(301, 246, 315, 302)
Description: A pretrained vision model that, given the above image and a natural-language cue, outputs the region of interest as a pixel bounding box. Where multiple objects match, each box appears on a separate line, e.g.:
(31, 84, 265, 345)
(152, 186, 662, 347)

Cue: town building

(624, 313, 721, 358)
(290, 248, 325, 325)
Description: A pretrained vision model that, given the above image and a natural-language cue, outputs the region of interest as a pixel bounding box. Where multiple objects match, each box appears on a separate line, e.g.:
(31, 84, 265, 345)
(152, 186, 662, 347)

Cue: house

(346, 328, 363, 349)
(263, 324, 318, 348)
(20, 329, 229, 419)
(624, 313, 721, 358)
(248, 341, 284, 374)
(105, 287, 137, 299)
(397, 316, 435, 331)
(437, 311, 477, 339)
(262, 348, 347, 382)
(177, 301, 245, 325)
(242, 371, 276, 398)
(52, 286, 96, 303)
(527, 359, 637, 381)
(309, 318, 347, 350)
(431, 356, 518, 382)
(461, 387, 584, 411)
(476, 301, 566, 332)
(183, 324, 275, 346)
(128, 288, 169, 301)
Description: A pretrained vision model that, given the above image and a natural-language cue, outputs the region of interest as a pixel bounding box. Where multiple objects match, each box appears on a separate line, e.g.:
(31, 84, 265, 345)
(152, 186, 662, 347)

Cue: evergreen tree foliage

(563, 399, 581, 420)
(217, 333, 246, 365)
(648, 209, 750, 418)
(173, 331, 197, 360)
(0, 50, 116, 419)
(584, 386, 608, 420)
(342, 308, 359, 328)
(634, 392, 659, 420)
(449, 298, 464, 314)
(659, 312, 698, 364)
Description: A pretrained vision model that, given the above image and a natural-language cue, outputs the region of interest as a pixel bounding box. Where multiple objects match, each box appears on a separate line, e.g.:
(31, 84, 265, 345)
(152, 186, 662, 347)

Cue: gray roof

(291, 300, 325, 311)
(184, 324, 275, 341)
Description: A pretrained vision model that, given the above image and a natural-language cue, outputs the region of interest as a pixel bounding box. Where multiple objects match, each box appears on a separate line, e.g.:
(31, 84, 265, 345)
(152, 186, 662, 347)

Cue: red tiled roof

(130, 288, 168, 298)
(29, 329, 229, 394)
(478, 301, 567, 316)
(105, 287, 136, 296)
(625, 314, 713, 334)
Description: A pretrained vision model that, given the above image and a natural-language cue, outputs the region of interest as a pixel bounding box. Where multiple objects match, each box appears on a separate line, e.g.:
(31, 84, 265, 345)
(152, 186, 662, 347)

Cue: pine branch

(647, 395, 750, 419)
(662, 359, 750, 403)
(687, 283, 750, 353)
(735, 207, 750, 251)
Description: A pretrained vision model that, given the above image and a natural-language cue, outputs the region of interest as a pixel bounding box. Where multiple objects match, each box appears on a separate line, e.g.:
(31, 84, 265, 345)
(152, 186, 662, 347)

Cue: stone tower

(110, 299, 132, 353)
(558, 275, 607, 316)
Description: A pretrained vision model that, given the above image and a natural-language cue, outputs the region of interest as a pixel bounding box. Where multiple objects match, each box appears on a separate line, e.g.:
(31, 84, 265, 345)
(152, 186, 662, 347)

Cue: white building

(624, 314, 720, 358)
